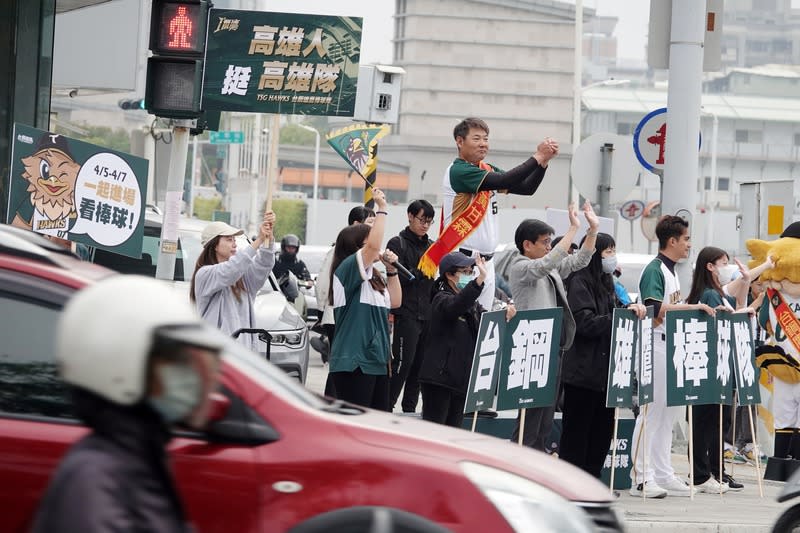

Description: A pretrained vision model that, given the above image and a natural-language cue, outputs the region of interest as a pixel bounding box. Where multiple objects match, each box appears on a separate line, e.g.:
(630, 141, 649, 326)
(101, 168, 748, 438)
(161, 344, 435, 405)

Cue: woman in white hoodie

(190, 211, 276, 352)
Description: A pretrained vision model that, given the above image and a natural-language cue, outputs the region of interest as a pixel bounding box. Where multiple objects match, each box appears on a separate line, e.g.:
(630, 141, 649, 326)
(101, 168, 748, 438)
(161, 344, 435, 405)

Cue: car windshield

(222, 338, 325, 409)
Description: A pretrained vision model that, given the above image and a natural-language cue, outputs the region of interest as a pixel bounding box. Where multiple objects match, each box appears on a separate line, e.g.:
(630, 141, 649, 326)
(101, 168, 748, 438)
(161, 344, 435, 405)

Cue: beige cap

(201, 221, 243, 246)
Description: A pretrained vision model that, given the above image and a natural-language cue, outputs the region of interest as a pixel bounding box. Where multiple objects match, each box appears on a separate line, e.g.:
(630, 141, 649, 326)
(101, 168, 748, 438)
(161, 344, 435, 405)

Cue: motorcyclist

(274, 234, 312, 282)
(31, 276, 226, 533)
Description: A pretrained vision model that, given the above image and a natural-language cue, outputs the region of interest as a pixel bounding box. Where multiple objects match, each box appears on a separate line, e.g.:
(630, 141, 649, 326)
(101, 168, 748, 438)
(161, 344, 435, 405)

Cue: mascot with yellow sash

(748, 221, 800, 480)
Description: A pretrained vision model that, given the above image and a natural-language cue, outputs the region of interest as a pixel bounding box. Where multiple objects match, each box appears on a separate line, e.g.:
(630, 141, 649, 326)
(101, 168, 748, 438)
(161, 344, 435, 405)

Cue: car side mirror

(207, 392, 231, 422)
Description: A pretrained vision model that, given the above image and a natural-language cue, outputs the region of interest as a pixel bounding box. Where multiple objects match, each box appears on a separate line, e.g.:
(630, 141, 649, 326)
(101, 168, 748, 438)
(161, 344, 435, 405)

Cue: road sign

(570, 132, 639, 205)
(210, 130, 244, 144)
(633, 108, 667, 172)
(633, 108, 701, 172)
(619, 200, 645, 221)
(202, 9, 362, 117)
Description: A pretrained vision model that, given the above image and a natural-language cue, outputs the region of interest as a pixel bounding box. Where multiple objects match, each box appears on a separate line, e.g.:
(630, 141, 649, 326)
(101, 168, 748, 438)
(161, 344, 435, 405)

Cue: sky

(254, 0, 652, 64)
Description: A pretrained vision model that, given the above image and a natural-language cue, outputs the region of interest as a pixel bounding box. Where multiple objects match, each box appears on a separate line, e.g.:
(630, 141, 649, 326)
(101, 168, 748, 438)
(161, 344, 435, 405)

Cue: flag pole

(517, 409, 526, 446)
(730, 391, 738, 477)
(643, 404, 648, 500)
(719, 404, 724, 497)
(689, 405, 695, 501)
(471, 411, 478, 433)
(748, 404, 764, 498)
(610, 407, 619, 491)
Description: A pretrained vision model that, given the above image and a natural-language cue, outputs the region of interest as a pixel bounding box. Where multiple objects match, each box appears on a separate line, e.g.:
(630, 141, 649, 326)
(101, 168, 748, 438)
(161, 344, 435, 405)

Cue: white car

(91, 210, 309, 383)
(296, 244, 333, 322)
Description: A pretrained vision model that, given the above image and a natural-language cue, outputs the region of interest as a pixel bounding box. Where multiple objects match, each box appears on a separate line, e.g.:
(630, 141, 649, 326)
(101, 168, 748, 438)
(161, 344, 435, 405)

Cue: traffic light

(118, 98, 146, 110)
(145, 0, 208, 119)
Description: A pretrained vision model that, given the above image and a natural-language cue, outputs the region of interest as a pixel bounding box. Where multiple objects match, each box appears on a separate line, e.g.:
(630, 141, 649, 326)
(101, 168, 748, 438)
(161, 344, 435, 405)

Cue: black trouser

(331, 368, 390, 411)
(389, 316, 426, 412)
(690, 403, 726, 484)
(511, 405, 556, 452)
(559, 383, 615, 479)
(323, 324, 336, 397)
(421, 384, 466, 428)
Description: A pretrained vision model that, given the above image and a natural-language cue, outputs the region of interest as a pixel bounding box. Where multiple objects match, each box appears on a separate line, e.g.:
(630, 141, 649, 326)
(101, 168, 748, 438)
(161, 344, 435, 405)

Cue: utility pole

(662, 0, 705, 294)
(155, 121, 191, 280)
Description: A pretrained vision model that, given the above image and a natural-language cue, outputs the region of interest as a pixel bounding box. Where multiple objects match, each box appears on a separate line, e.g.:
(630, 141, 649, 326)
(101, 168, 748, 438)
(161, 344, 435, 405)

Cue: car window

(223, 340, 325, 409)
(0, 293, 73, 420)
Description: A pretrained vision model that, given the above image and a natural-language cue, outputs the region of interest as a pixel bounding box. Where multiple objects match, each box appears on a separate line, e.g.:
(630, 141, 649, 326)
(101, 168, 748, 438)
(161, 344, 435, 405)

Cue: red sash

(769, 288, 800, 355)
(417, 161, 492, 278)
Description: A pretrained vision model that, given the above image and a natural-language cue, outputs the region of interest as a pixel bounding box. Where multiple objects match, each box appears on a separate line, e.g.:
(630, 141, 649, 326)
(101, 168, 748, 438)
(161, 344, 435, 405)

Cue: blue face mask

(456, 274, 473, 289)
(148, 364, 202, 424)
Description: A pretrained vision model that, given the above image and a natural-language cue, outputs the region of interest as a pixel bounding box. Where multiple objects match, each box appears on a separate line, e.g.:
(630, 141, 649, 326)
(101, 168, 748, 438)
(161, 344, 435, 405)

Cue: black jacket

(386, 228, 434, 321)
(31, 388, 192, 533)
(562, 268, 619, 392)
(418, 278, 484, 393)
(274, 254, 311, 281)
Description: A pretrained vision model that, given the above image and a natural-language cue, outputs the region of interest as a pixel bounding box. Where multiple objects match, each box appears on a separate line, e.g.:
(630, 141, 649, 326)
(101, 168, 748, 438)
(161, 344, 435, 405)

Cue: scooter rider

(32, 276, 226, 533)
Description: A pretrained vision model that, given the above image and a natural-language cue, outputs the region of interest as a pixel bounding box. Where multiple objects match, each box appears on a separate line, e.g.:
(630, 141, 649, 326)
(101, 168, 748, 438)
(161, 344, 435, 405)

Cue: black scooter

(773, 467, 800, 531)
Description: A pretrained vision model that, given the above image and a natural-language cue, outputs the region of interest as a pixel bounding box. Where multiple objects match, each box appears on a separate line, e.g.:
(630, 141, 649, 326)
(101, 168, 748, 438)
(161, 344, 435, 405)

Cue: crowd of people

(39, 115, 789, 530)
(184, 116, 779, 497)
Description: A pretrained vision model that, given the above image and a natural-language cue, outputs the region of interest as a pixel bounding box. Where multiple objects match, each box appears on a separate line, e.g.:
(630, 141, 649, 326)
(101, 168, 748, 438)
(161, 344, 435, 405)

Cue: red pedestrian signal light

(151, 2, 204, 54)
(146, 0, 208, 119)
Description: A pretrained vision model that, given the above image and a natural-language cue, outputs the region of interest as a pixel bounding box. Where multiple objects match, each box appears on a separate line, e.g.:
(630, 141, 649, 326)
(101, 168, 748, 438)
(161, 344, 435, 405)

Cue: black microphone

(391, 261, 415, 281)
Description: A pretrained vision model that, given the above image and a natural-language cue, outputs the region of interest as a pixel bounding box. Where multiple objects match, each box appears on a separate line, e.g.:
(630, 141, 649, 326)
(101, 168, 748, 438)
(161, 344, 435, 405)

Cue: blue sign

(633, 108, 701, 173)
(210, 131, 244, 144)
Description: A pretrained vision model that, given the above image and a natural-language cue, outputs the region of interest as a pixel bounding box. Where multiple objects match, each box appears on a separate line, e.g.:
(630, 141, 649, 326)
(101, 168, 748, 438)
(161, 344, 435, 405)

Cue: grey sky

(258, 0, 651, 64)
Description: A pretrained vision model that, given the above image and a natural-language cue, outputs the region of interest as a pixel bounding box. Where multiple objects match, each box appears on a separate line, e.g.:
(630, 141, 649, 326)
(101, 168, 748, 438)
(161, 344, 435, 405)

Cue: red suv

(0, 225, 623, 533)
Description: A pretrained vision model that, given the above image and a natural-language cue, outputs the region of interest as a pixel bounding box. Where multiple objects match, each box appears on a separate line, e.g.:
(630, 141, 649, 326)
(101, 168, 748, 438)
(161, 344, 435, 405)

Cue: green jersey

(330, 250, 391, 375)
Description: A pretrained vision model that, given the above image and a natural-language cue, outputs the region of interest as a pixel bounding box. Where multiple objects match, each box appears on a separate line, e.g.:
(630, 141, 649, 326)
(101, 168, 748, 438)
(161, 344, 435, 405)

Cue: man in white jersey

(630, 215, 715, 498)
(424, 117, 557, 310)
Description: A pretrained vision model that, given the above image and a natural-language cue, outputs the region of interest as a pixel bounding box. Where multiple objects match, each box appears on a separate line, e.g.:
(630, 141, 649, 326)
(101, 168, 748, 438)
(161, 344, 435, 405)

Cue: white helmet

(57, 275, 227, 405)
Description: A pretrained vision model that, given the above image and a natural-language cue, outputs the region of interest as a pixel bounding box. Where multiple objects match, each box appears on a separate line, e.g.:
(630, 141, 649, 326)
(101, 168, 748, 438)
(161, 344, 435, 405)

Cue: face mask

(456, 274, 473, 289)
(717, 264, 738, 285)
(148, 364, 202, 424)
(601, 255, 618, 274)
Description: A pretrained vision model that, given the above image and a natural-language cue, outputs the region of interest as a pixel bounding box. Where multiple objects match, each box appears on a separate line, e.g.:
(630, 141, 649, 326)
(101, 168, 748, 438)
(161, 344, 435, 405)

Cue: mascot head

(746, 221, 800, 298)
(21, 134, 80, 222)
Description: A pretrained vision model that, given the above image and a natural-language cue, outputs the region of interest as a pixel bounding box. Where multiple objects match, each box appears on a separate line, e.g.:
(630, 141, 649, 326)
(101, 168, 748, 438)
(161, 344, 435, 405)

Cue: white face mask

(148, 364, 202, 424)
(601, 255, 618, 274)
(717, 264, 739, 286)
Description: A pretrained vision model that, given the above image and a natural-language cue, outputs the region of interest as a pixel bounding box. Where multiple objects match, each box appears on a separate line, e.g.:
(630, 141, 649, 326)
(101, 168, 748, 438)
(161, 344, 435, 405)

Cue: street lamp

(569, 77, 631, 204)
(298, 123, 320, 245)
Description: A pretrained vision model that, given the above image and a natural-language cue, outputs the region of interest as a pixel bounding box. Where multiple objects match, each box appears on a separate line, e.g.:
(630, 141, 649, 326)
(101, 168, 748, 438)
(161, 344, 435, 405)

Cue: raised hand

(583, 201, 599, 231)
(567, 202, 580, 229)
(475, 255, 487, 284)
(372, 187, 387, 209)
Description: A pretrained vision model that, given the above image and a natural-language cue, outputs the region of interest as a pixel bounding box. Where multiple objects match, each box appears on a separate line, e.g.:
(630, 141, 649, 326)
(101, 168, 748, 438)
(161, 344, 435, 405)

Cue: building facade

(382, 0, 582, 209)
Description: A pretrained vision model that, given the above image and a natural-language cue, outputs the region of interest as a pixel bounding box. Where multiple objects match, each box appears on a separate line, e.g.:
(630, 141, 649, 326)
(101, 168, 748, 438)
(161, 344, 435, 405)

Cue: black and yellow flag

(326, 123, 390, 207)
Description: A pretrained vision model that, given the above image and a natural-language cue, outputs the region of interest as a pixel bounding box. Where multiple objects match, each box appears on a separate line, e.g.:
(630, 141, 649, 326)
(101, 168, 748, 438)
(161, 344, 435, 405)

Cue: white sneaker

(629, 480, 668, 498)
(658, 476, 696, 497)
(696, 477, 729, 494)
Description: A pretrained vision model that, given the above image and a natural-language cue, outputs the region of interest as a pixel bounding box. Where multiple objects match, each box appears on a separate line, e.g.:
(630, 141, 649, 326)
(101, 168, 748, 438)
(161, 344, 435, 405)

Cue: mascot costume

(748, 221, 800, 481)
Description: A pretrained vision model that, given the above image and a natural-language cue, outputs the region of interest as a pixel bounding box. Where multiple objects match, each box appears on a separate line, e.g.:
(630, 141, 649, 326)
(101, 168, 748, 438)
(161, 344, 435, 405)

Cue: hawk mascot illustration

(11, 134, 80, 237)
(748, 221, 800, 481)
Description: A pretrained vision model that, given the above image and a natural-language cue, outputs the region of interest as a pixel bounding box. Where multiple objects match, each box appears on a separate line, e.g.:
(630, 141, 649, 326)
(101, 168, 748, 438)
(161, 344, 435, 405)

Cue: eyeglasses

(536, 237, 552, 246)
(414, 215, 434, 226)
